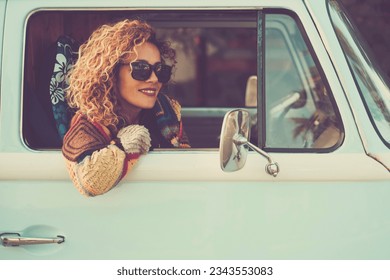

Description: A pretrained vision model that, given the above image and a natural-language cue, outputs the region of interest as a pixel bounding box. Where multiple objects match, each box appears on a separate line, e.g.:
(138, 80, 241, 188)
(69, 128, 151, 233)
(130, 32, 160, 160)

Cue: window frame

(22, 8, 260, 151)
(260, 9, 345, 153)
(327, 0, 390, 148)
(21, 8, 344, 152)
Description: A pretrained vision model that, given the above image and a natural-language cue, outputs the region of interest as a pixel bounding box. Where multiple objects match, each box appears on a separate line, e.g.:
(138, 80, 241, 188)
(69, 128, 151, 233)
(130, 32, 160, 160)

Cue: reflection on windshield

(328, 0, 390, 145)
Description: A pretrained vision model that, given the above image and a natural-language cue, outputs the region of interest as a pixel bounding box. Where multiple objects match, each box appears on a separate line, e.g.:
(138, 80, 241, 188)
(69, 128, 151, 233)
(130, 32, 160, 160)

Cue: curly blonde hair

(66, 19, 175, 129)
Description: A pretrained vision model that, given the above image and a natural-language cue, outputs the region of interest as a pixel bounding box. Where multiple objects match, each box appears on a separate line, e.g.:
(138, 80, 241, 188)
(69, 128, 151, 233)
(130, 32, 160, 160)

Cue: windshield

(328, 0, 390, 146)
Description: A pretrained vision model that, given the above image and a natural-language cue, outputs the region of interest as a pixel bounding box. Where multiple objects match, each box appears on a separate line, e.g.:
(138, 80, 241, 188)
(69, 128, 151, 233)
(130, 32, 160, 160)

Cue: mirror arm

(233, 134, 280, 177)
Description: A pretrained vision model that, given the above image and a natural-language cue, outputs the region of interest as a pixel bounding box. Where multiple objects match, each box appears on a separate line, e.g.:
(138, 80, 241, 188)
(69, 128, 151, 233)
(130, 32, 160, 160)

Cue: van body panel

(0, 0, 7, 105)
(0, 0, 389, 259)
(1, 179, 390, 259)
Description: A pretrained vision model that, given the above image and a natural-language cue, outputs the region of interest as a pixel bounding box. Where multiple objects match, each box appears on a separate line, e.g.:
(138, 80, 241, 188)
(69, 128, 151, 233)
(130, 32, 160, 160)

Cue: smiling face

(117, 42, 163, 112)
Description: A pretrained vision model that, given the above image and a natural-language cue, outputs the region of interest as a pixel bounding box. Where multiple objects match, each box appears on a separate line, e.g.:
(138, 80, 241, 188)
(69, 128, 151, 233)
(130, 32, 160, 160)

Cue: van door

(0, 0, 6, 95)
(1, 1, 389, 260)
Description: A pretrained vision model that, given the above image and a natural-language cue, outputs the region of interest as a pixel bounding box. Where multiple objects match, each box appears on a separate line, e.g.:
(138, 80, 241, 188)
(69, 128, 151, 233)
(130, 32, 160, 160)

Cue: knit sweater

(62, 94, 190, 197)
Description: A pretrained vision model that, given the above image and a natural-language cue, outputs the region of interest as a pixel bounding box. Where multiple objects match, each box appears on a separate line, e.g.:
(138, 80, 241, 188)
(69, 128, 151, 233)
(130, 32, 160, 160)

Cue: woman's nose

(147, 70, 159, 83)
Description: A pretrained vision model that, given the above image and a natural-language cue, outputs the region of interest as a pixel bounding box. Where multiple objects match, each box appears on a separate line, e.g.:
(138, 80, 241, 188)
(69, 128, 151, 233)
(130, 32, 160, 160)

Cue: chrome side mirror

(219, 109, 280, 177)
(219, 109, 251, 172)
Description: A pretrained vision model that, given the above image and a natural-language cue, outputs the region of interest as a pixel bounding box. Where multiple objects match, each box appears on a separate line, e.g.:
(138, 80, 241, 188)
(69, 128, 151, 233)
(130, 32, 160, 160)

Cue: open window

(22, 9, 343, 151)
(22, 10, 258, 150)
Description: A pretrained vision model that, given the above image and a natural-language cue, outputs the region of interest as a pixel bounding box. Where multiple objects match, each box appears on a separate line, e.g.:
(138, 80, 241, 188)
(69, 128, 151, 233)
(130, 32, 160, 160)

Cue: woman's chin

(139, 98, 158, 109)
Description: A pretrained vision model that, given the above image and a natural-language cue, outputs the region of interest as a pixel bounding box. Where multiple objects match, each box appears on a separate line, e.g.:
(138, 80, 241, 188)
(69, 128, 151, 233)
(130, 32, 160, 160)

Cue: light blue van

(0, 0, 389, 259)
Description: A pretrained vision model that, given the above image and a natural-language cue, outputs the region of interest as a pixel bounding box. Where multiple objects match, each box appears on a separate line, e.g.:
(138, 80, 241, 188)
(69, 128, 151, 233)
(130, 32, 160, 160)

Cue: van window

(22, 10, 258, 150)
(264, 13, 343, 150)
(22, 10, 342, 151)
(328, 0, 390, 147)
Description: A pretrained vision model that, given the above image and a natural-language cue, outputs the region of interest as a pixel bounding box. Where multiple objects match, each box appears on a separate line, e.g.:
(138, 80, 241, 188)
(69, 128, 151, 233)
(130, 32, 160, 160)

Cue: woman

(62, 19, 190, 197)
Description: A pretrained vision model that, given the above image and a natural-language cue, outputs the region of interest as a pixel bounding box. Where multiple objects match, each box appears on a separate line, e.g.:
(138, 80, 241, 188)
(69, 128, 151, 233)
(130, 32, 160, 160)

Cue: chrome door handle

(0, 233, 65, 247)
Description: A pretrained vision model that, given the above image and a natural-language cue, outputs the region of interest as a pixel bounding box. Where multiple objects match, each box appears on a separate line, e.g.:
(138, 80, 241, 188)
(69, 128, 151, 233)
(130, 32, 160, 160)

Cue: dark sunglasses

(130, 60, 172, 83)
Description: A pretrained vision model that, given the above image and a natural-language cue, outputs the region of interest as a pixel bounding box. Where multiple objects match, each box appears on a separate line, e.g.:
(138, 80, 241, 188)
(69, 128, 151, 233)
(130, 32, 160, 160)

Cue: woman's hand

(117, 125, 151, 154)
